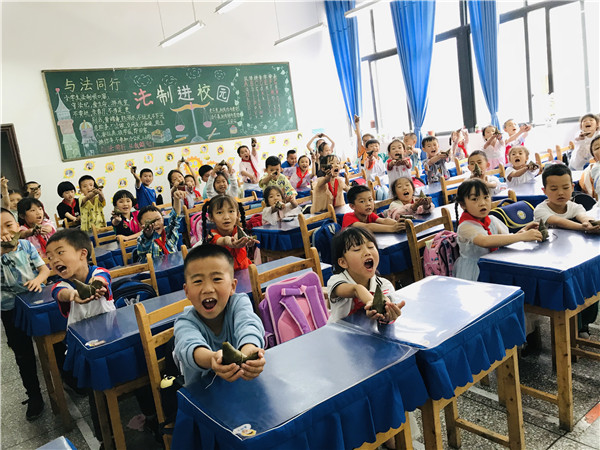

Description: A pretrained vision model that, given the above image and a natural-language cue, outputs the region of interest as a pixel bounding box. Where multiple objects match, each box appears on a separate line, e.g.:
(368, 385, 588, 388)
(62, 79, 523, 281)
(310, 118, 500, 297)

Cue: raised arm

(130, 166, 141, 189)
(1, 177, 10, 210)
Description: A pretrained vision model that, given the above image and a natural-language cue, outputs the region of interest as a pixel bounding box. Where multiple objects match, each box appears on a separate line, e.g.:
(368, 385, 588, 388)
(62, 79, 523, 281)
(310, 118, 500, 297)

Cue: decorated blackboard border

(42, 62, 298, 162)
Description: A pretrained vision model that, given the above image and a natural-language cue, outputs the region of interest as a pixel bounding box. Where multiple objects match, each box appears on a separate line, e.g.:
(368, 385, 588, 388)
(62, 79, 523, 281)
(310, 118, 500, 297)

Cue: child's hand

(354, 114, 360, 124)
(582, 221, 600, 234)
(229, 236, 257, 248)
(240, 349, 266, 381)
(522, 221, 539, 231)
(288, 196, 298, 208)
(0, 177, 8, 190)
(68, 289, 95, 305)
(383, 299, 406, 323)
(392, 220, 406, 232)
(173, 190, 185, 200)
(211, 350, 243, 382)
(249, 174, 258, 184)
(24, 277, 44, 293)
(40, 224, 53, 235)
(518, 228, 543, 242)
(130, 166, 137, 175)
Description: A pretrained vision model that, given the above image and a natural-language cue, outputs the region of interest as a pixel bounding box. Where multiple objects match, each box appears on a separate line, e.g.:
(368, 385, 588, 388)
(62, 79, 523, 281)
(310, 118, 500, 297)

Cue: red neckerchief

(327, 178, 339, 206)
(367, 158, 374, 170)
(295, 166, 308, 188)
(459, 211, 497, 252)
(349, 298, 364, 316)
(458, 141, 466, 152)
(154, 230, 170, 255)
(25, 223, 47, 254)
(248, 157, 258, 180)
(62, 199, 77, 216)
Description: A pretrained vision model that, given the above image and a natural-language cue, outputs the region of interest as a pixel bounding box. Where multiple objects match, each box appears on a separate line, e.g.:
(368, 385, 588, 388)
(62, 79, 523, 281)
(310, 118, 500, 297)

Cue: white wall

(1, 1, 352, 216)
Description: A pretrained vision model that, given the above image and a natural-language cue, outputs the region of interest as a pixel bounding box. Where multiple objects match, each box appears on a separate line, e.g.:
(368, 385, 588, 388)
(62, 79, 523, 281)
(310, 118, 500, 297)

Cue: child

(111, 190, 140, 237)
(327, 227, 404, 323)
(422, 136, 450, 183)
(198, 164, 214, 198)
(136, 190, 183, 263)
(47, 229, 115, 325)
(449, 128, 469, 159)
(176, 158, 201, 208)
(570, 113, 600, 170)
(201, 195, 258, 270)
(173, 244, 265, 385)
(281, 149, 297, 169)
(1, 177, 23, 221)
(389, 177, 432, 218)
(238, 139, 260, 185)
(78, 175, 106, 232)
(386, 139, 412, 188)
(364, 139, 387, 183)
(206, 161, 240, 200)
(503, 119, 531, 163)
(288, 155, 314, 190)
(353, 116, 373, 166)
(467, 151, 502, 194)
(56, 181, 80, 226)
(306, 132, 336, 159)
(1, 208, 49, 420)
(453, 179, 542, 281)
(261, 185, 301, 225)
(311, 155, 348, 214)
(18, 197, 56, 256)
(23, 181, 42, 199)
(579, 135, 600, 199)
(482, 125, 505, 169)
(342, 185, 405, 232)
(534, 164, 600, 233)
(505, 146, 540, 187)
(131, 167, 156, 209)
(259, 156, 297, 201)
(403, 132, 422, 174)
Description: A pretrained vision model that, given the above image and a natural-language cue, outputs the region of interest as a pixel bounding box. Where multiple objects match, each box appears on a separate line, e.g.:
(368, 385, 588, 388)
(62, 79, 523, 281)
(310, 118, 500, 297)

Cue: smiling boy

(422, 136, 450, 183)
(259, 156, 297, 200)
(342, 185, 405, 232)
(174, 244, 265, 386)
(132, 167, 156, 209)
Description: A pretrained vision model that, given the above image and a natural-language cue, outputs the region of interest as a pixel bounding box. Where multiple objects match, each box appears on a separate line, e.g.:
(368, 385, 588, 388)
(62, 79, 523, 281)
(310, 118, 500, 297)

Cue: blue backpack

(311, 219, 341, 265)
(111, 277, 157, 308)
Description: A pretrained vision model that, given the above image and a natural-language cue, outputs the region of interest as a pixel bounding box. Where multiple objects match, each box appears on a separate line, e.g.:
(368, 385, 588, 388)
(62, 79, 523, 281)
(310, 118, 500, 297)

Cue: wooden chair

(54, 214, 65, 230)
(405, 208, 454, 282)
(440, 175, 468, 205)
(535, 149, 554, 168)
(181, 244, 188, 258)
(298, 204, 337, 260)
(117, 234, 140, 265)
(110, 254, 158, 295)
(134, 298, 191, 450)
(454, 157, 468, 175)
(555, 141, 575, 162)
(374, 197, 393, 212)
(89, 246, 98, 266)
(344, 168, 366, 186)
(183, 203, 203, 240)
(245, 203, 264, 217)
(488, 163, 506, 180)
(492, 190, 517, 208)
(239, 191, 259, 209)
(248, 247, 324, 312)
(91, 224, 116, 246)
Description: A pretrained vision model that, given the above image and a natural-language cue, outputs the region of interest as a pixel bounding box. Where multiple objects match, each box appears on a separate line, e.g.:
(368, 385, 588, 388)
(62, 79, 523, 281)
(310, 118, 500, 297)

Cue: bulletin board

(42, 63, 298, 162)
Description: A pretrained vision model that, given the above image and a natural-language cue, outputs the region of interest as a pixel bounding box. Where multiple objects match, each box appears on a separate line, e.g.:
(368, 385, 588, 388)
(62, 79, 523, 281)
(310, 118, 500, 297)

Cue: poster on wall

(42, 63, 298, 162)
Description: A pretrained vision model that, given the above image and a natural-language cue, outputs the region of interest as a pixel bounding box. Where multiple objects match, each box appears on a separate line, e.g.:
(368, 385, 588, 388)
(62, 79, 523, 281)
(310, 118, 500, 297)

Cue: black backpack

(111, 277, 157, 308)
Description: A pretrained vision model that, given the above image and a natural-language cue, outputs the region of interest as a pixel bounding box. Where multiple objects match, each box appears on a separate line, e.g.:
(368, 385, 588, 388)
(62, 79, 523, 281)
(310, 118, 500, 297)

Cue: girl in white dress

(453, 179, 542, 281)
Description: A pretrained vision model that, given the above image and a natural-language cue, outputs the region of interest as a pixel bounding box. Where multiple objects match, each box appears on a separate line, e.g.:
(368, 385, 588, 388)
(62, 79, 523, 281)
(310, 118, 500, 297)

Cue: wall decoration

(182, 147, 191, 156)
(118, 178, 128, 187)
(84, 161, 95, 171)
(283, 139, 289, 146)
(217, 146, 224, 154)
(156, 166, 164, 175)
(125, 159, 135, 169)
(97, 177, 106, 187)
(297, 132, 303, 140)
(262, 152, 268, 160)
(200, 144, 208, 154)
(64, 168, 74, 179)
(278, 153, 284, 160)
(144, 154, 154, 163)
(227, 157, 235, 166)
(269, 136, 276, 144)
(166, 152, 174, 161)
(105, 162, 115, 173)
(156, 186, 163, 194)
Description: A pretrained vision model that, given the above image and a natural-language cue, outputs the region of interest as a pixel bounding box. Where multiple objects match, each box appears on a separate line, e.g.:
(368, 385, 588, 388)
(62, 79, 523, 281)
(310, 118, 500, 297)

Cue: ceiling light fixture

(344, 0, 382, 19)
(274, 22, 325, 46)
(158, 0, 204, 48)
(215, 0, 242, 15)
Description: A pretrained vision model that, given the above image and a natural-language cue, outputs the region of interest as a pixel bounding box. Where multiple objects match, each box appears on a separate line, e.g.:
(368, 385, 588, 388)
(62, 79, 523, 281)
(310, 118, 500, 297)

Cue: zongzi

(538, 219, 549, 242)
(0, 232, 20, 248)
(72, 279, 105, 299)
(221, 341, 259, 366)
(472, 162, 482, 177)
(372, 285, 387, 316)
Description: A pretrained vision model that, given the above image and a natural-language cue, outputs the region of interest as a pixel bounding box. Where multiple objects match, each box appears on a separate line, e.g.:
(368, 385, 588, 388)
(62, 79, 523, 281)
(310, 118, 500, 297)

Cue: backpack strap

(300, 285, 328, 328)
(279, 294, 313, 335)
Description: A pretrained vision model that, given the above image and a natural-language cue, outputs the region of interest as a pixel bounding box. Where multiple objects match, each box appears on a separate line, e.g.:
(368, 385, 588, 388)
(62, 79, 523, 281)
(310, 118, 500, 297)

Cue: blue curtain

(324, 0, 362, 124)
(468, 0, 500, 128)
(390, 0, 436, 148)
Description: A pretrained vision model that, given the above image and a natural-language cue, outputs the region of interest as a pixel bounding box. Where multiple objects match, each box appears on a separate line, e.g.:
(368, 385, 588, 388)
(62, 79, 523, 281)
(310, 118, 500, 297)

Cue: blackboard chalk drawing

(174, 136, 188, 143)
(230, 125, 238, 134)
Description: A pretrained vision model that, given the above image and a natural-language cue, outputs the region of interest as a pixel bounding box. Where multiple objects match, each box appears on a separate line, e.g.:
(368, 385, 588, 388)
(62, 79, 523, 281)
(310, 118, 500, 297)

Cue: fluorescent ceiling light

(160, 20, 204, 47)
(274, 22, 325, 46)
(215, 0, 241, 14)
(344, 0, 382, 19)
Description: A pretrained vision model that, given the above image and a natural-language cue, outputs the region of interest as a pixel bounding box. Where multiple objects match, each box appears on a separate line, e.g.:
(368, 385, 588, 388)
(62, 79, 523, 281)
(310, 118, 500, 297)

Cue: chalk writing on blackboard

(43, 63, 297, 162)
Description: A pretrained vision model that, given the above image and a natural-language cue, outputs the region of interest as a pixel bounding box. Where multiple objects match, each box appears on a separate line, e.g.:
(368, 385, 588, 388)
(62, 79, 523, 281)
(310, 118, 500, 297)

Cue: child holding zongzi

(174, 244, 265, 385)
(48, 229, 115, 326)
(327, 227, 405, 324)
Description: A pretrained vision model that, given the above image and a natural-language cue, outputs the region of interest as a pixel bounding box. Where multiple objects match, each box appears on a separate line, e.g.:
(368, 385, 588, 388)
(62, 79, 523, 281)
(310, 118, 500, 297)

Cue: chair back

(454, 157, 468, 175)
(298, 204, 336, 259)
(405, 208, 455, 282)
(555, 141, 575, 162)
(245, 203, 264, 216)
(182, 204, 203, 241)
(344, 169, 366, 186)
(535, 149, 554, 168)
(239, 191, 259, 209)
(92, 224, 116, 247)
(181, 244, 188, 259)
(491, 190, 516, 209)
(488, 163, 506, 180)
(54, 214, 65, 230)
(248, 247, 324, 312)
(440, 175, 467, 205)
(117, 235, 138, 265)
(110, 254, 159, 295)
(134, 298, 191, 450)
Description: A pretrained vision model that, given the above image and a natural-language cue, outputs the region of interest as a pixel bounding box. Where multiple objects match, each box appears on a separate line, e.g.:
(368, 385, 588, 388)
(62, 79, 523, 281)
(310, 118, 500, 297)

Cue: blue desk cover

(342, 276, 526, 400)
(416, 183, 443, 208)
(65, 258, 332, 391)
(478, 229, 600, 311)
(14, 286, 67, 337)
(152, 252, 185, 295)
(253, 219, 322, 252)
(375, 227, 440, 275)
(172, 324, 427, 450)
(492, 178, 546, 206)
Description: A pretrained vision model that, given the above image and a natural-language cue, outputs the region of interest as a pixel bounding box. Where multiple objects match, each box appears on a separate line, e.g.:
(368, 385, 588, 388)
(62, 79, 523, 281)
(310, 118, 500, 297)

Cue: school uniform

(505, 166, 537, 187)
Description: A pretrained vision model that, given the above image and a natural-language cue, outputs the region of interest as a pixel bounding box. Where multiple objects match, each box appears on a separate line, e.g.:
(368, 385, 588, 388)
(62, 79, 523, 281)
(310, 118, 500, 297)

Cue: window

(372, 3, 396, 52)
(373, 56, 410, 135)
(527, 9, 550, 124)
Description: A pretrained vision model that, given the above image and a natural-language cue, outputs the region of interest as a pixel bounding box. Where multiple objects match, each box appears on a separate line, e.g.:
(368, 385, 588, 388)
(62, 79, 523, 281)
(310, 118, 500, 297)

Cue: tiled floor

(1, 316, 599, 449)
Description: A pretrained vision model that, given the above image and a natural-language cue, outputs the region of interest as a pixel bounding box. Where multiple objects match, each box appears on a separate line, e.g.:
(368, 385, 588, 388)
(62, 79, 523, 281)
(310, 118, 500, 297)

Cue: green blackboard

(42, 63, 298, 161)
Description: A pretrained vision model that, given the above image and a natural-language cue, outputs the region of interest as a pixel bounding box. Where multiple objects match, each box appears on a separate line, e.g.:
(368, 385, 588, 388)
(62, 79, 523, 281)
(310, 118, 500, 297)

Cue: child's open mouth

(202, 298, 217, 310)
(403, 191, 410, 197)
(56, 264, 68, 275)
(364, 258, 374, 270)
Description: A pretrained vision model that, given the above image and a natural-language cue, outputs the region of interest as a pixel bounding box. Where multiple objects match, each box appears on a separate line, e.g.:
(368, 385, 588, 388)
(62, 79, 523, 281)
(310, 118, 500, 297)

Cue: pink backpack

(189, 212, 204, 246)
(259, 271, 329, 348)
(422, 230, 459, 277)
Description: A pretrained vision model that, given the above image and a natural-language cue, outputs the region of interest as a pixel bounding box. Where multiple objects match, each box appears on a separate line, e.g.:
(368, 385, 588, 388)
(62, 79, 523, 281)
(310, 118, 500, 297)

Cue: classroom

(1, 0, 599, 449)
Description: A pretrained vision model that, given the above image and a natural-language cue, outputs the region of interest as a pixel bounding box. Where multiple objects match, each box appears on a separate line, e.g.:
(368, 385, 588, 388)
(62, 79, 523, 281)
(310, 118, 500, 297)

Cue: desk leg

(34, 336, 58, 414)
(105, 389, 127, 450)
(94, 390, 114, 450)
(553, 311, 574, 431)
(443, 399, 461, 448)
(35, 335, 73, 430)
(496, 347, 524, 450)
(569, 316, 580, 362)
(420, 399, 443, 450)
(394, 412, 414, 450)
